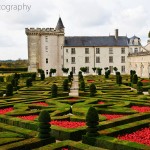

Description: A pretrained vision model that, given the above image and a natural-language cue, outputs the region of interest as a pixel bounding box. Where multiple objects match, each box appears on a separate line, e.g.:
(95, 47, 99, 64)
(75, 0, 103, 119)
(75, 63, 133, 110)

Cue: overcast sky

(0, 0, 149, 60)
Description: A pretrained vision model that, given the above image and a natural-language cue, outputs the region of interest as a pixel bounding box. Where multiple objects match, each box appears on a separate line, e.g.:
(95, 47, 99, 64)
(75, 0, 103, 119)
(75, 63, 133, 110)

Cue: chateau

(26, 17, 150, 78)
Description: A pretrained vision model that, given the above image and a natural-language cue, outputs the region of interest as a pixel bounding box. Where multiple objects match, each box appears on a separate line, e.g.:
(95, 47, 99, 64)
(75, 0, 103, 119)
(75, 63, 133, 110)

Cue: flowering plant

(17, 115, 38, 120)
(0, 107, 13, 114)
(102, 114, 125, 120)
(51, 120, 85, 128)
(118, 127, 150, 146)
(33, 102, 49, 106)
(131, 106, 150, 113)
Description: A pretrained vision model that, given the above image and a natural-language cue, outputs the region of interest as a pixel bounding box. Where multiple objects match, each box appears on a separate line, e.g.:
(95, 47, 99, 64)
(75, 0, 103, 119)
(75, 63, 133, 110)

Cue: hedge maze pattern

(0, 74, 149, 149)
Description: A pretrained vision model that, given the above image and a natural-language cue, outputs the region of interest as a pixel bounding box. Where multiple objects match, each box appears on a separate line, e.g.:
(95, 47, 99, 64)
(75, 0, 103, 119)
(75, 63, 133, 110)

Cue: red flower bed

(118, 127, 150, 146)
(68, 97, 78, 101)
(0, 107, 13, 114)
(17, 115, 38, 121)
(98, 101, 105, 104)
(131, 106, 150, 113)
(141, 79, 150, 83)
(33, 102, 49, 106)
(51, 120, 86, 128)
(102, 114, 125, 120)
(61, 148, 68, 150)
(87, 80, 95, 83)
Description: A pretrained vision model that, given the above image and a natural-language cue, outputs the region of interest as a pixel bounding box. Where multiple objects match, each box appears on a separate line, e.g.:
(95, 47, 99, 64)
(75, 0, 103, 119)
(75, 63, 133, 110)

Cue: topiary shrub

(40, 73, 45, 80)
(0, 76, 4, 82)
(38, 110, 51, 139)
(80, 80, 85, 91)
(86, 107, 99, 137)
(117, 75, 122, 86)
(137, 81, 143, 94)
(89, 83, 96, 97)
(6, 84, 13, 96)
(26, 78, 32, 87)
(63, 79, 69, 91)
(132, 74, 138, 84)
(68, 75, 72, 82)
(31, 73, 36, 81)
(97, 68, 102, 75)
(51, 84, 57, 98)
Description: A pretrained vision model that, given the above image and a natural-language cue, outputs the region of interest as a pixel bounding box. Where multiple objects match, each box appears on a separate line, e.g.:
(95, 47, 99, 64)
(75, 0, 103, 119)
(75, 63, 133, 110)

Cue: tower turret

(55, 17, 65, 30)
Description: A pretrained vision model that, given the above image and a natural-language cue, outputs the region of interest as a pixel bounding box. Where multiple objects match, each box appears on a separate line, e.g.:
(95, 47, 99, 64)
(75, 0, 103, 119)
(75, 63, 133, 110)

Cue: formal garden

(0, 69, 149, 150)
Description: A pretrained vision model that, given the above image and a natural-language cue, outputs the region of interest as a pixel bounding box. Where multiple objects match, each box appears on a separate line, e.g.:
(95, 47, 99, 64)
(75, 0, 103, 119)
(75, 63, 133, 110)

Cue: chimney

(115, 29, 118, 40)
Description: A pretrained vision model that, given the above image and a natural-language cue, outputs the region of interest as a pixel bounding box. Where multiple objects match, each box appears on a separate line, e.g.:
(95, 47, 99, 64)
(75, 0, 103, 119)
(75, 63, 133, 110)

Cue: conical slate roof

(55, 17, 65, 30)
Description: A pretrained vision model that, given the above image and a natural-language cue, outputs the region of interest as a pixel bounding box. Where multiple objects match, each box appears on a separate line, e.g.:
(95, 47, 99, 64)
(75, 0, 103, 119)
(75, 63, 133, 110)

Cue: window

(109, 56, 113, 63)
(134, 48, 138, 53)
(109, 66, 113, 73)
(45, 46, 48, 52)
(66, 59, 68, 63)
(121, 66, 125, 73)
(45, 36, 48, 42)
(121, 48, 125, 54)
(66, 49, 68, 53)
(46, 58, 48, 63)
(85, 57, 89, 63)
(71, 57, 75, 64)
(96, 57, 100, 63)
(121, 56, 125, 63)
(85, 48, 89, 54)
(46, 70, 48, 75)
(96, 48, 100, 54)
(109, 48, 113, 54)
(71, 48, 75, 54)
(72, 67, 75, 74)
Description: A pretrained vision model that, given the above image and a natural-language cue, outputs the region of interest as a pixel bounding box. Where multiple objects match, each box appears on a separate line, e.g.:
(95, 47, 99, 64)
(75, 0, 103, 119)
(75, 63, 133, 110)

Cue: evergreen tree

(63, 79, 69, 91)
(51, 84, 57, 98)
(6, 84, 13, 96)
(26, 78, 32, 87)
(86, 107, 99, 137)
(89, 83, 96, 96)
(38, 110, 51, 139)
(41, 73, 45, 81)
(80, 80, 85, 91)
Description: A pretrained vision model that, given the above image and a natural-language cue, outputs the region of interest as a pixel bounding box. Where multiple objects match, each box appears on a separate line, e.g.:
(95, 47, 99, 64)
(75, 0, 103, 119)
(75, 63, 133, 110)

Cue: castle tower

(26, 17, 65, 76)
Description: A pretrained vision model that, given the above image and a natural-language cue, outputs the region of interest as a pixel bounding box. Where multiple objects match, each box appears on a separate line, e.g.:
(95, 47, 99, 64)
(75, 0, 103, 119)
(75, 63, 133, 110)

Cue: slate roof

(55, 17, 65, 30)
(130, 35, 140, 39)
(64, 36, 128, 47)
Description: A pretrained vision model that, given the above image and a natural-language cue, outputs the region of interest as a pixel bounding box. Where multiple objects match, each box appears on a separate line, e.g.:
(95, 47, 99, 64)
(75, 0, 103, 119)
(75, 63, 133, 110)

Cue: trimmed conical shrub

(89, 83, 96, 96)
(86, 107, 99, 137)
(51, 84, 57, 98)
(38, 110, 51, 139)
(63, 79, 69, 91)
(6, 84, 13, 96)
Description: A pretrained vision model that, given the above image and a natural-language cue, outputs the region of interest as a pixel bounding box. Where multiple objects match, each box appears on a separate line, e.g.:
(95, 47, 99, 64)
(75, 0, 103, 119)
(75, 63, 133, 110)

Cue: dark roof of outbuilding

(64, 36, 128, 47)
(130, 35, 140, 39)
(55, 17, 65, 30)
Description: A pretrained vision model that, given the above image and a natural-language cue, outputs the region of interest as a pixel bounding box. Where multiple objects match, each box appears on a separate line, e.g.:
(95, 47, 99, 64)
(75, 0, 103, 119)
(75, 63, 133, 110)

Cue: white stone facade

(26, 18, 148, 77)
(63, 46, 128, 75)
(128, 40, 150, 78)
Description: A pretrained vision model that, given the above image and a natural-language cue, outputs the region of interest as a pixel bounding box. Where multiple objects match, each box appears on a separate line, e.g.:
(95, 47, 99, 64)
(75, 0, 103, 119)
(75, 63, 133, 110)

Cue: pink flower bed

(87, 80, 95, 83)
(118, 127, 150, 146)
(0, 107, 13, 114)
(131, 106, 150, 113)
(98, 101, 105, 104)
(102, 114, 125, 120)
(61, 148, 68, 150)
(51, 120, 86, 128)
(33, 102, 49, 106)
(17, 115, 38, 121)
